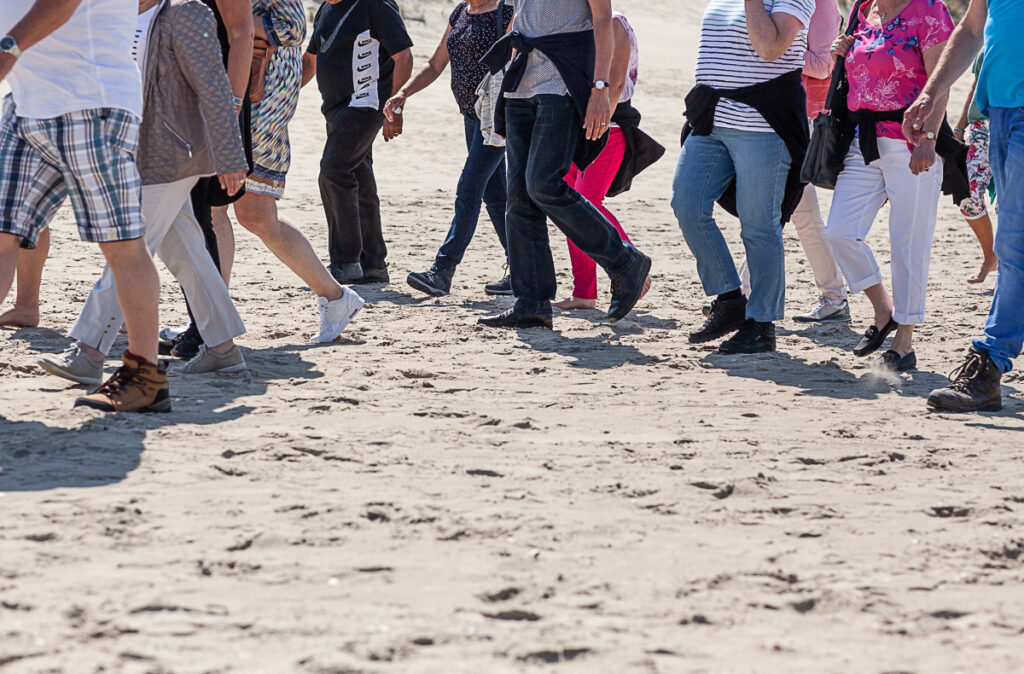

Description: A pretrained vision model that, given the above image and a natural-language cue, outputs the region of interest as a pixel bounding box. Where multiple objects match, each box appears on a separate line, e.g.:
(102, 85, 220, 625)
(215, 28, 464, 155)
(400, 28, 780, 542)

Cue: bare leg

(0, 233, 20, 311)
(862, 283, 894, 331)
(233, 192, 343, 301)
(0, 227, 48, 327)
(966, 213, 998, 284)
(890, 324, 915, 356)
(98, 239, 159, 364)
(554, 297, 598, 310)
(212, 205, 235, 288)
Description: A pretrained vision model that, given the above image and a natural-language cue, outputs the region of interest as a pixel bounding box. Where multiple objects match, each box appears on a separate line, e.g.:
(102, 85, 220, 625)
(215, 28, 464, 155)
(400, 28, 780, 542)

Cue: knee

(525, 173, 568, 209)
(670, 184, 705, 231)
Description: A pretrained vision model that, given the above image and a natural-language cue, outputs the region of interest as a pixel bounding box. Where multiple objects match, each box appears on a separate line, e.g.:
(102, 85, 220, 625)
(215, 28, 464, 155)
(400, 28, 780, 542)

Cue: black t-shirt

(199, 0, 231, 65)
(447, 2, 512, 116)
(307, 0, 414, 116)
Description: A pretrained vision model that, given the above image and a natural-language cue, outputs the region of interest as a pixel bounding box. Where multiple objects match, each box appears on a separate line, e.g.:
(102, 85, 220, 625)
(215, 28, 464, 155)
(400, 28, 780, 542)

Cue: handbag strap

(824, 0, 869, 111)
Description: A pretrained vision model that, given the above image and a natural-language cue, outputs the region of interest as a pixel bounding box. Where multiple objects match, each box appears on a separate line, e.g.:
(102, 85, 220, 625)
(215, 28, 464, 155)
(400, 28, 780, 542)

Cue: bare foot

(0, 305, 40, 328)
(553, 296, 597, 311)
(640, 275, 652, 300)
(968, 257, 998, 284)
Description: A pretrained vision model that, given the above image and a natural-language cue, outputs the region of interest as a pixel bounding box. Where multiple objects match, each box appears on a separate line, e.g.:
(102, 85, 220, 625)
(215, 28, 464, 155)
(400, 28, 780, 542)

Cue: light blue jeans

(973, 106, 1024, 373)
(671, 126, 789, 322)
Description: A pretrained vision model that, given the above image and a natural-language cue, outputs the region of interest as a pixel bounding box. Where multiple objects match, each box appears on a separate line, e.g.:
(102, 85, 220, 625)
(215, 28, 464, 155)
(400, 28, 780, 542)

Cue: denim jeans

(974, 106, 1024, 373)
(504, 95, 636, 311)
(435, 114, 508, 271)
(670, 126, 790, 322)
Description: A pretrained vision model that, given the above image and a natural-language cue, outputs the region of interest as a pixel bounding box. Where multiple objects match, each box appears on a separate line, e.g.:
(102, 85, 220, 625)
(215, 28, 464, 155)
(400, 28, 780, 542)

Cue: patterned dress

(248, 0, 305, 199)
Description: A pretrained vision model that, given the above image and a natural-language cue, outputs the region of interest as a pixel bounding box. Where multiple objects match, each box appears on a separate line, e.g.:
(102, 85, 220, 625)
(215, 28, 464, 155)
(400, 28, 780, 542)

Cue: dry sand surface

(2, 1, 1024, 672)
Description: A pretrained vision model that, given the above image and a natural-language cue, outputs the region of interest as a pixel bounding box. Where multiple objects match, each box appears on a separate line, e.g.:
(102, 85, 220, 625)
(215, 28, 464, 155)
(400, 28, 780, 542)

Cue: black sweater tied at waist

(480, 30, 607, 169)
(681, 69, 809, 225)
(606, 100, 666, 198)
(845, 107, 970, 206)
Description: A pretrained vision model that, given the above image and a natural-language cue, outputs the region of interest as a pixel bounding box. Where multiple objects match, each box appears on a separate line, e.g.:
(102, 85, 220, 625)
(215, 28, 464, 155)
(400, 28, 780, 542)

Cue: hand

(0, 53, 16, 82)
(583, 88, 612, 141)
(953, 127, 965, 142)
(909, 140, 936, 176)
(830, 35, 855, 60)
(382, 115, 403, 142)
(902, 93, 935, 145)
(383, 93, 406, 123)
(218, 169, 247, 196)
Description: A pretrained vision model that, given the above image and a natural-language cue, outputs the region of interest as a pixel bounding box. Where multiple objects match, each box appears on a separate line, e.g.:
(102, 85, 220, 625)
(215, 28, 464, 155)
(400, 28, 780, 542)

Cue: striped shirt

(695, 0, 815, 132)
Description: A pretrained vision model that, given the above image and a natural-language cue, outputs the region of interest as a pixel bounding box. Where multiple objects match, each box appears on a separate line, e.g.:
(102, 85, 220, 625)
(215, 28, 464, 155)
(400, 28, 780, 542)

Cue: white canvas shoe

(310, 288, 365, 344)
(174, 344, 246, 374)
(793, 297, 851, 323)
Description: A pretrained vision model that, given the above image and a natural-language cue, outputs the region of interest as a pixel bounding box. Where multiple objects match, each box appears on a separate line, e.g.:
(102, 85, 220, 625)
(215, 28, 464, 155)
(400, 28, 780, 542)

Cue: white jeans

(824, 138, 943, 325)
(70, 177, 245, 353)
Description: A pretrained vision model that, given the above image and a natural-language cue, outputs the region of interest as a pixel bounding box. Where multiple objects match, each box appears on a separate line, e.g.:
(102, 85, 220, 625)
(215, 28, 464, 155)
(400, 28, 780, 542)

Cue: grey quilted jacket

(137, 0, 247, 185)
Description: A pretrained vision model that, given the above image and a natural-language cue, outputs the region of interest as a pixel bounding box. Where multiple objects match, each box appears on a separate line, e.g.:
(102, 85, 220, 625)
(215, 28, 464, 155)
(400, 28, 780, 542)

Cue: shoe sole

(175, 362, 248, 375)
(38, 360, 102, 387)
(793, 313, 852, 324)
(718, 344, 776, 354)
(407, 276, 449, 297)
(927, 398, 1002, 413)
(74, 397, 172, 413)
(608, 254, 653, 322)
(484, 286, 514, 296)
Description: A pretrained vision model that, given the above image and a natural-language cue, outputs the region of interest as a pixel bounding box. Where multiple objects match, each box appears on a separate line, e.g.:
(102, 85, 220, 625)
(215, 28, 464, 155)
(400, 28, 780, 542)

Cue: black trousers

(319, 106, 386, 269)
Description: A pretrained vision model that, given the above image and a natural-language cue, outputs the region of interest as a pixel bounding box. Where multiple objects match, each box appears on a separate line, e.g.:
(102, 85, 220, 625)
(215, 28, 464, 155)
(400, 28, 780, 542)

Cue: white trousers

(824, 138, 943, 325)
(70, 177, 246, 353)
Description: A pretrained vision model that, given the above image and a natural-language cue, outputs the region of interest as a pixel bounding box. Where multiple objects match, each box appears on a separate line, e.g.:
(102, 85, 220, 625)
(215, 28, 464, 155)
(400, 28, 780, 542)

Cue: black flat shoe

(718, 319, 776, 354)
(608, 250, 652, 322)
(879, 349, 916, 372)
(478, 306, 552, 330)
(853, 318, 898, 357)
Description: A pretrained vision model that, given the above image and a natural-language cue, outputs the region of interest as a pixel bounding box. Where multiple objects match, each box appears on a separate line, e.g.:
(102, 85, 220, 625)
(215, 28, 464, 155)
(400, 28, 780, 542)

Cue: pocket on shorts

(100, 109, 141, 160)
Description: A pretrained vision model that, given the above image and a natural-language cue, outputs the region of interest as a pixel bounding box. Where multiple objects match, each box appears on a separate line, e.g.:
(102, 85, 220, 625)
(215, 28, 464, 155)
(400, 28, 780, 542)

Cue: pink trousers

(563, 128, 631, 300)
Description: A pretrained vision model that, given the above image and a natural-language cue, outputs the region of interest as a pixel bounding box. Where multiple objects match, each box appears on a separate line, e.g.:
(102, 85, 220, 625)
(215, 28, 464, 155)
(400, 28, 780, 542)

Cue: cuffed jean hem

(972, 339, 1014, 374)
(893, 310, 926, 326)
(846, 268, 884, 295)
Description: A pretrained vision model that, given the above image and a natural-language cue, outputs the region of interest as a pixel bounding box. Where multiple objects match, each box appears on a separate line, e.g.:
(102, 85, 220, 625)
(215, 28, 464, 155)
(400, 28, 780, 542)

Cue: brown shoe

(75, 353, 171, 413)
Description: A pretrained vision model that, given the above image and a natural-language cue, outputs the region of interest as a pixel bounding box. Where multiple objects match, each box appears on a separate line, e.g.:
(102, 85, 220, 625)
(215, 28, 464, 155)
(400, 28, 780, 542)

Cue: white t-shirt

(695, 0, 815, 132)
(132, 6, 159, 73)
(0, 0, 143, 119)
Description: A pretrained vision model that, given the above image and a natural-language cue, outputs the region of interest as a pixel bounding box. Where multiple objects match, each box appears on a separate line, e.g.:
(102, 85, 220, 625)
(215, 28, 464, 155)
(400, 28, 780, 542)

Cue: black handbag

(800, 0, 867, 190)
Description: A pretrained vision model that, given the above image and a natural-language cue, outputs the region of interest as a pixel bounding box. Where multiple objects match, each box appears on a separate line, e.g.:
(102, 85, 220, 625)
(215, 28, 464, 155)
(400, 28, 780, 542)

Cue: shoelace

(947, 353, 983, 391)
(95, 366, 141, 398)
(809, 297, 831, 316)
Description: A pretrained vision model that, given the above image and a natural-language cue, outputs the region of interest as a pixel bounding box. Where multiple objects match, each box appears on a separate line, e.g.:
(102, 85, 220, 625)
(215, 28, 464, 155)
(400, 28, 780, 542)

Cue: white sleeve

(770, 0, 815, 28)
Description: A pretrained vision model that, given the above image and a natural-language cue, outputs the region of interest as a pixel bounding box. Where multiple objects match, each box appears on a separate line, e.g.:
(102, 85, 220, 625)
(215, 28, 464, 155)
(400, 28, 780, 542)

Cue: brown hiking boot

(75, 353, 171, 413)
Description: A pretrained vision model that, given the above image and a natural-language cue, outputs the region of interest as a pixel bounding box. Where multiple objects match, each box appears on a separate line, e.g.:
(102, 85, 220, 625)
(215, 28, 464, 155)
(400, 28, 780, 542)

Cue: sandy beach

(2, 1, 1023, 672)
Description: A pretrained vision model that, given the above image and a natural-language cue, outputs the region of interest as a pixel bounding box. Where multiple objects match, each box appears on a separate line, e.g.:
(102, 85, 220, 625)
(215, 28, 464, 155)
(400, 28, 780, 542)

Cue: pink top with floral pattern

(845, 0, 954, 141)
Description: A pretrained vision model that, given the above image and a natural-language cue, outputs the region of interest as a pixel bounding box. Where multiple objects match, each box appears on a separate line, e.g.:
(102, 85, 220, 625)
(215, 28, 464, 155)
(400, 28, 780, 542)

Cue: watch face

(0, 37, 14, 52)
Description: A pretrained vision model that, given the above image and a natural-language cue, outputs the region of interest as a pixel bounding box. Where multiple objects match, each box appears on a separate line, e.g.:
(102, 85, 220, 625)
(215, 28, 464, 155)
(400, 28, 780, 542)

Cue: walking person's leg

(930, 107, 1024, 411)
(354, 147, 388, 281)
(961, 120, 997, 284)
(211, 205, 235, 287)
(0, 227, 48, 328)
(319, 108, 383, 283)
(670, 130, 744, 343)
(791, 184, 851, 322)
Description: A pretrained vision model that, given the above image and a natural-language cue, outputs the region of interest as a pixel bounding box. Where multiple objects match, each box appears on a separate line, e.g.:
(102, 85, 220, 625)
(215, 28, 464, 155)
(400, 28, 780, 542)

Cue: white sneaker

(310, 288, 365, 344)
(793, 297, 851, 323)
(174, 344, 246, 374)
(159, 321, 192, 342)
(38, 343, 104, 386)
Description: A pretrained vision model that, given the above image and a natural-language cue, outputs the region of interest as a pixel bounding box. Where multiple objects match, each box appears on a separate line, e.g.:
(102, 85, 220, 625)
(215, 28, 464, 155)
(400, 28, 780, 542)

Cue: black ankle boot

(928, 347, 1003, 412)
(689, 295, 747, 344)
(718, 319, 776, 354)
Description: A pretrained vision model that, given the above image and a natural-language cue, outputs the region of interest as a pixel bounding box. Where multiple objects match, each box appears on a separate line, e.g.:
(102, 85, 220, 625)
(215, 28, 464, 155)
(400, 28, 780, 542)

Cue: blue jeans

(435, 114, 509, 271)
(504, 95, 636, 310)
(670, 127, 790, 322)
(974, 106, 1024, 373)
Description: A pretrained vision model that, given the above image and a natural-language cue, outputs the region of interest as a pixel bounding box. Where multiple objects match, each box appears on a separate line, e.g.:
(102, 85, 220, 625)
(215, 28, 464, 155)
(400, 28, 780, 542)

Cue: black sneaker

(356, 265, 390, 284)
(689, 295, 747, 344)
(478, 304, 552, 329)
(927, 347, 1003, 412)
(608, 250, 653, 322)
(329, 262, 364, 284)
(718, 319, 776, 354)
(170, 325, 203, 360)
(407, 266, 454, 297)
(485, 275, 513, 296)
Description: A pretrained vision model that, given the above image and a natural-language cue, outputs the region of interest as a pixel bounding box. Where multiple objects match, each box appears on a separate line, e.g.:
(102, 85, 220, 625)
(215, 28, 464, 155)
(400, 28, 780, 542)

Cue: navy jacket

(481, 30, 607, 169)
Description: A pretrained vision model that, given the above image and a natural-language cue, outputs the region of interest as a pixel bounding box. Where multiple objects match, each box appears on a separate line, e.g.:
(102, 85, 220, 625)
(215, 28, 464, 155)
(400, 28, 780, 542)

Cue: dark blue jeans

(504, 95, 635, 311)
(435, 114, 509, 271)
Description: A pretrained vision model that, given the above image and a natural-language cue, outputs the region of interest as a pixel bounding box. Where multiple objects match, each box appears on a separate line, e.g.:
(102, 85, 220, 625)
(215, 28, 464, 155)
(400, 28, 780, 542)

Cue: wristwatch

(923, 130, 937, 141)
(0, 35, 21, 58)
(592, 80, 610, 90)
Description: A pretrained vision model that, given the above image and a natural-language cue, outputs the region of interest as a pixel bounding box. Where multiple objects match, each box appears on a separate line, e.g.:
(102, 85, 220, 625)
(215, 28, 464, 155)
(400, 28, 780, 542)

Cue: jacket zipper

(162, 121, 193, 160)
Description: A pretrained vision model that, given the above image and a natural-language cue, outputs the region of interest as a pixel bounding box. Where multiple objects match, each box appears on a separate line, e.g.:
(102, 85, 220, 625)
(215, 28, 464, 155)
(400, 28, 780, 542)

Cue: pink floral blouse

(845, 0, 954, 141)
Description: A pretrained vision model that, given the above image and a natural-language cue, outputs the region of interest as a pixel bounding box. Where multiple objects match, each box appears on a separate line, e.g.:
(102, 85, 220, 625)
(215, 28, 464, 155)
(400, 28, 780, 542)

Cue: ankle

(210, 340, 234, 354)
(79, 342, 104, 364)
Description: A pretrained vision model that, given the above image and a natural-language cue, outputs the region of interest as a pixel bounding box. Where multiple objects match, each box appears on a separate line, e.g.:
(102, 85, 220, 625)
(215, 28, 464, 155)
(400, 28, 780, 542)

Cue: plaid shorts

(0, 95, 144, 249)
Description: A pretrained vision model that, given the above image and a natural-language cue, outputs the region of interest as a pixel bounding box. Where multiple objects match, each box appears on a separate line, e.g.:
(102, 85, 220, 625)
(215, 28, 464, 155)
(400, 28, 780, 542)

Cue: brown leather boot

(75, 352, 171, 413)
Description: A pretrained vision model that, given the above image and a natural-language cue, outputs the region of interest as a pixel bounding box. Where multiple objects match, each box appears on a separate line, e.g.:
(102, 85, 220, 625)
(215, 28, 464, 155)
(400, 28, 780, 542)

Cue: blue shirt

(977, 0, 1024, 115)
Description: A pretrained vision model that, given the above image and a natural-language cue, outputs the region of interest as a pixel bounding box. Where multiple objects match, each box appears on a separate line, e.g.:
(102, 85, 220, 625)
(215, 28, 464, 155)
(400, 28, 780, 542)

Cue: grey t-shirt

(505, 0, 593, 99)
